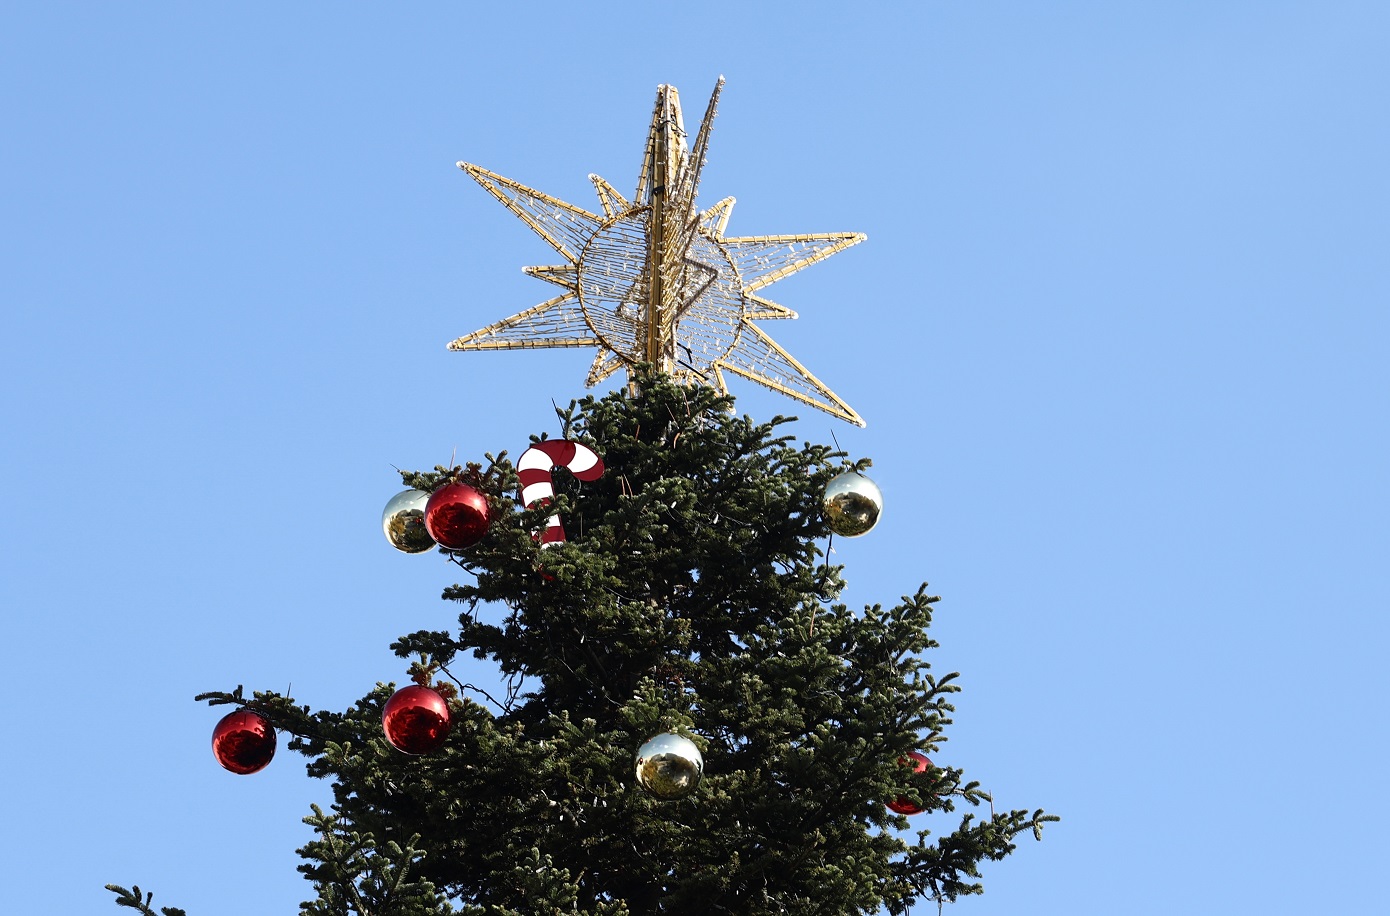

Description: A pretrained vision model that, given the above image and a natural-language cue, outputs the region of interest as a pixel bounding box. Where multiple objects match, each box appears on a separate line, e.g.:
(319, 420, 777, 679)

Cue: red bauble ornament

(211, 709, 276, 775)
(382, 685, 452, 755)
(424, 482, 491, 550)
(887, 750, 934, 815)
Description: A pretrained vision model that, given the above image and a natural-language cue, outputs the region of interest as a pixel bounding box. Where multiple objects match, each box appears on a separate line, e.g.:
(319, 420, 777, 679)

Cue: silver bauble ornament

(382, 489, 436, 553)
(635, 732, 703, 801)
(823, 471, 883, 537)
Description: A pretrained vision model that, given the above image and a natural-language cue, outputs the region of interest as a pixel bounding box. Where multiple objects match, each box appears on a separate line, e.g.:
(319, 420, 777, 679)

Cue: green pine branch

(105, 884, 186, 916)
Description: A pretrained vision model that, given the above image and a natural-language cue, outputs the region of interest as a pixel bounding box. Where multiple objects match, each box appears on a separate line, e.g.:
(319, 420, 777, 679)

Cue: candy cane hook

(517, 440, 604, 547)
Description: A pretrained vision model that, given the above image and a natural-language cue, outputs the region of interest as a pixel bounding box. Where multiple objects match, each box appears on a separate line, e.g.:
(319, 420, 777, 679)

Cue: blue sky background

(3, 3, 1387, 913)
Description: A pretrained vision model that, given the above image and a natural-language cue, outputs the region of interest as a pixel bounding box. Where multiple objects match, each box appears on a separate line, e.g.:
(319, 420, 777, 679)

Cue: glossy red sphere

(382, 685, 451, 755)
(424, 482, 491, 550)
(212, 709, 277, 775)
(887, 750, 933, 815)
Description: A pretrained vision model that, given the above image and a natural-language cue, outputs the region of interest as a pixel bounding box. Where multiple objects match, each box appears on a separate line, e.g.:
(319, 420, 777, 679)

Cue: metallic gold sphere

(822, 471, 883, 537)
(382, 489, 436, 554)
(635, 733, 703, 801)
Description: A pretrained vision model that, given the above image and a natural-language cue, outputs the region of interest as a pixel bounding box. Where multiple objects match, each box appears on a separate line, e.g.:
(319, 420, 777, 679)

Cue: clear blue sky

(3, 3, 1387, 913)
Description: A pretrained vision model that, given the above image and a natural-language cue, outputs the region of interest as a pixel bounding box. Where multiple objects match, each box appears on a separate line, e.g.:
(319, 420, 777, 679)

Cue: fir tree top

(118, 375, 1053, 916)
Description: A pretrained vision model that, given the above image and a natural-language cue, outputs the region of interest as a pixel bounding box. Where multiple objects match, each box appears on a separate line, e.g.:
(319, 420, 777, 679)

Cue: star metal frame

(449, 78, 867, 426)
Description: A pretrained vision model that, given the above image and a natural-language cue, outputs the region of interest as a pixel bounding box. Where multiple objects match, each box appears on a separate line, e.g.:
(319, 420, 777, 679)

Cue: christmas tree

(110, 81, 1053, 916)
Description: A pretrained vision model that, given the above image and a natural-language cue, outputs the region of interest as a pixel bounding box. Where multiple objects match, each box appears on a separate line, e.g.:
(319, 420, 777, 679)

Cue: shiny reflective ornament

(822, 471, 883, 537)
(887, 750, 934, 815)
(382, 685, 451, 755)
(382, 489, 435, 554)
(424, 482, 491, 550)
(211, 709, 276, 775)
(635, 732, 703, 801)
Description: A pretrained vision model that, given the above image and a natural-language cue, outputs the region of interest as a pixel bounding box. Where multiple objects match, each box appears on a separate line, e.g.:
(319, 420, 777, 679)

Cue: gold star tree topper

(449, 78, 867, 426)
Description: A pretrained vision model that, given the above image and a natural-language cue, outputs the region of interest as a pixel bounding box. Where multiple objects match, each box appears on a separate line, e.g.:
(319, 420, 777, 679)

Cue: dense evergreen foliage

(113, 373, 1053, 915)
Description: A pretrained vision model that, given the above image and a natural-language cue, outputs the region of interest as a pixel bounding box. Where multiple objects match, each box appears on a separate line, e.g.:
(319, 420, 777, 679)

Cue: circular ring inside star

(576, 204, 747, 375)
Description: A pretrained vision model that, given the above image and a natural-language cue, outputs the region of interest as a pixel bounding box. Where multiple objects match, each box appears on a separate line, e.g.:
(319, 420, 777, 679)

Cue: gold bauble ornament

(635, 733, 703, 801)
(822, 471, 883, 537)
(382, 489, 435, 554)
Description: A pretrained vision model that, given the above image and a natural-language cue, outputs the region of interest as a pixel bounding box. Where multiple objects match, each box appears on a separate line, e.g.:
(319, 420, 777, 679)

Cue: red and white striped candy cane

(516, 439, 604, 547)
